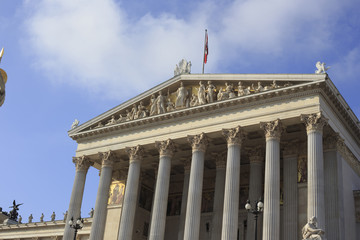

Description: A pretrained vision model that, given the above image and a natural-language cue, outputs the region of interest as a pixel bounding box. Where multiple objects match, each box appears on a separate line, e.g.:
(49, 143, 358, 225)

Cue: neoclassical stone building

(1, 71, 360, 240)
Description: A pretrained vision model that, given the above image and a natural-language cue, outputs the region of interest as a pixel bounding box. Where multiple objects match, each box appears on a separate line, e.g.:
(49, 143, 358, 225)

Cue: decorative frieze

(187, 133, 208, 152)
(300, 112, 328, 134)
(222, 126, 245, 146)
(260, 119, 283, 140)
(98, 150, 115, 167)
(72, 156, 92, 171)
(155, 139, 176, 157)
(126, 145, 144, 162)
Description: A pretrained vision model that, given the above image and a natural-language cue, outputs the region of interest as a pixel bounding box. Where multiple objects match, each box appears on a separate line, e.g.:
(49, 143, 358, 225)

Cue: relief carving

(126, 145, 144, 162)
(72, 156, 92, 171)
(187, 133, 209, 152)
(301, 112, 328, 133)
(260, 119, 283, 140)
(155, 139, 176, 157)
(98, 150, 115, 167)
(222, 126, 245, 145)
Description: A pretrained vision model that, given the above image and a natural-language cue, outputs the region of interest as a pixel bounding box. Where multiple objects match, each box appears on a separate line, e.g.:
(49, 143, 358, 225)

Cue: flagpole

(202, 29, 207, 74)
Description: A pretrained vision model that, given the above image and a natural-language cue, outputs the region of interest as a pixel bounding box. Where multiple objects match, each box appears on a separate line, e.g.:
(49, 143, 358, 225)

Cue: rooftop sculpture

(8, 200, 23, 221)
(315, 61, 330, 74)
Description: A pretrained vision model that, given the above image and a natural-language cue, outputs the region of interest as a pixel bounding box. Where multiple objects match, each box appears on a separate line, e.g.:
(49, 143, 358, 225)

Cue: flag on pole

(204, 30, 208, 64)
(0, 48, 4, 64)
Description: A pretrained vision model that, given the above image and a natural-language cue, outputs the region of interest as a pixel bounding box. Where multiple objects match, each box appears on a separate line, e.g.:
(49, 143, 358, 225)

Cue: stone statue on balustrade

(174, 59, 191, 76)
(28, 214, 33, 223)
(89, 208, 94, 218)
(206, 81, 216, 103)
(18, 215, 22, 224)
(315, 61, 330, 74)
(175, 82, 188, 108)
(302, 216, 325, 240)
(40, 213, 44, 222)
(63, 211, 68, 222)
(51, 212, 56, 221)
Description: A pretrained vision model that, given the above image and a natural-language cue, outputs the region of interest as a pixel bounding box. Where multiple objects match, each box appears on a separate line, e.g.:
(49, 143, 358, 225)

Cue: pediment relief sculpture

(86, 79, 301, 131)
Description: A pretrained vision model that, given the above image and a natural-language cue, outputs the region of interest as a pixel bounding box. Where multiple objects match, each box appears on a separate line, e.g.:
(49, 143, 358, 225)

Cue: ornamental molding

(260, 119, 283, 140)
(126, 145, 144, 162)
(98, 150, 115, 167)
(187, 133, 209, 152)
(300, 112, 328, 134)
(155, 139, 176, 157)
(72, 156, 93, 171)
(222, 126, 245, 146)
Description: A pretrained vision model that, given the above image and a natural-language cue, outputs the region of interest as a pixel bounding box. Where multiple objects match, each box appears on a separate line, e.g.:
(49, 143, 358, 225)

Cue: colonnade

(64, 112, 335, 240)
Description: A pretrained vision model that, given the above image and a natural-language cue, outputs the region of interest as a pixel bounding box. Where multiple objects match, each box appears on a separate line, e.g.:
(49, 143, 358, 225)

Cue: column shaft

(178, 162, 190, 240)
(63, 157, 91, 239)
(118, 146, 143, 240)
(221, 144, 241, 239)
(90, 152, 114, 240)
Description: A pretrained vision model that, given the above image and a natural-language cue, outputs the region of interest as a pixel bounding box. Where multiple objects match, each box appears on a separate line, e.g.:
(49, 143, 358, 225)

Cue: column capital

(300, 112, 328, 134)
(323, 132, 341, 151)
(187, 133, 208, 152)
(212, 152, 226, 169)
(222, 126, 245, 146)
(155, 139, 176, 157)
(246, 146, 264, 164)
(283, 141, 299, 157)
(126, 145, 144, 162)
(181, 158, 192, 173)
(98, 150, 115, 167)
(72, 156, 92, 171)
(260, 119, 283, 140)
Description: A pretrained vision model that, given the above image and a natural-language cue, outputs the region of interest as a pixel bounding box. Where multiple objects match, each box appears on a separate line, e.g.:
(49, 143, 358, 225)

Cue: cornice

(69, 79, 327, 141)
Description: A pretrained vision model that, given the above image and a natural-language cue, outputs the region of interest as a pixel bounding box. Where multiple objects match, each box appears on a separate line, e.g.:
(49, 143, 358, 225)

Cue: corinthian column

(90, 151, 115, 240)
(184, 133, 208, 240)
(282, 142, 298, 240)
(221, 126, 245, 240)
(301, 112, 328, 232)
(260, 119, 283, 240)
(246, 146, 264, 240)
(210, 152, 226, 240)
(149, 139, 176, 240)
(63, 156, 92, 239)
(177, 159, 191, 240)
(118, 145, 144, 240)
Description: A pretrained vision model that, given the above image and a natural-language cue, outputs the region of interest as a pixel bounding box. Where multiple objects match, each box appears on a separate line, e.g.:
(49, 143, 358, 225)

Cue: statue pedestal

(3, 219, 18, 225)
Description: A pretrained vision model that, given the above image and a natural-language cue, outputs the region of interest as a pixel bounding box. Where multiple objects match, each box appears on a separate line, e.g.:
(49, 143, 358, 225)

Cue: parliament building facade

(1, 71, 360, 240)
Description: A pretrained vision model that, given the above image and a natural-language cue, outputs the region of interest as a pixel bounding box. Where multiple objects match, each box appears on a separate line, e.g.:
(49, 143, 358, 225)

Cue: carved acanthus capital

(246, 146, 264, 164)
(260, 119, 283, 140)
(155, 139, 176, 157)
(72, 156, 93, 171)
(187, 133, 209, 152)
(222, 126, 245, 146)
(283, 141, 300, 157)
(300, 112, 328, 134)
(181, 158, 192, 173)
(98, 150, 115, 167)
(213, 152, 226, 169)
(126, 145, 144, 162)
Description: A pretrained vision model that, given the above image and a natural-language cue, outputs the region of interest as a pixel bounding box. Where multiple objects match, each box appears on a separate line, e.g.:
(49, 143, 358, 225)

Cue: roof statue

(71, 119, 80, 129)
(174, 59, 191, 76)
(315, 61, 330, 74)
(0, 47, 7, 107)
(9, 200, 23, 221)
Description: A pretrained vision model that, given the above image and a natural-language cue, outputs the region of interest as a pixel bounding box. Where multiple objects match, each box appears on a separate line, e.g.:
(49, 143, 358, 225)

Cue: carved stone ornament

(155, 139, 176, 157)
(315, 61, 330, 74)
(222, 126, 245, 145)
(98, 150, 115, 167)
(187, 133, 209, 152)
(301, 112, 328, 134)
(246, 146, 264, 163)
(71, 119, 79, 129)
(72, 156, 93, 171)
(260, 119, 283, 140)
(174, 59, 191, 76)
(126, 145, 144, 162)
(181, 158, 192, 173)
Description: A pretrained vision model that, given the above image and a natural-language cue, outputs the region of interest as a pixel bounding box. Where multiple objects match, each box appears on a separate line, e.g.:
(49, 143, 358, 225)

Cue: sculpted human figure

(131, 104, 137, 120)
(175, 82, 188, 108)
(125, 109, 132, 121)
(256, 82, 264, 92)
(28, 214, 33, 223)
(167, 98, 175, 112)
(238, 81, 245, 96)
(136, 101, 147, 119)
(40, 213, 44, 222)
(217, 87, 224, 100)
(190, 94, 199, 107)
(51, 212, 56, 221)
(197, 81, 207, 105)
(156, 91, 166, 114)
(302, 216, 325, 240)
(206, 81, 216, 103)
(89, 208, 94, 218)
(63, 211, 68, 222)
(106, 115, 116, 125)
(150, 94, 157, 116)
(18, 215, 22, 224)
(271, 80, 279, 89)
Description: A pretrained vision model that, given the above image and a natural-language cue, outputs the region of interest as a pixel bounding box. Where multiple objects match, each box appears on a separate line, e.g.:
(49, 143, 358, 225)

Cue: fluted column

(63, 156, 92, 239)
(184, 133, 208, 240)
(221, 126, 245, 240)
(149, 139, 176, 240)
(177, 159, 191, 240)
(246, 147, 264, 240)
(282, 142, 298, 240)
(90, 151, 115, 240)
(118, 145, 144, 240)
(301, 112, 328, 233)
(260, 119, 283, 240)
(210, 152, 226, 240)
(324, 133, 345, 240)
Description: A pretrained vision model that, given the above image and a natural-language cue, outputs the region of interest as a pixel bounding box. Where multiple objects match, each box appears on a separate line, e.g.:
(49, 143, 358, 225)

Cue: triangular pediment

(68, 73, 327, 139)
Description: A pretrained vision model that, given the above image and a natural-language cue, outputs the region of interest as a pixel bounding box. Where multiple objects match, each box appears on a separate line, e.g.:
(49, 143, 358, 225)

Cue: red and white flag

(204, 30, 208, 64)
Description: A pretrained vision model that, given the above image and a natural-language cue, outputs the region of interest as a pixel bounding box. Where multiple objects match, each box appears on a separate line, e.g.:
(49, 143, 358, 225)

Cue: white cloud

(22, 0, 354, 100)
(331, 47, 360, 82)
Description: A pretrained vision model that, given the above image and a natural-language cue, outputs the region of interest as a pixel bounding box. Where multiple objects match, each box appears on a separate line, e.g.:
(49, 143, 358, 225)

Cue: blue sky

(0, 0, 359, 222)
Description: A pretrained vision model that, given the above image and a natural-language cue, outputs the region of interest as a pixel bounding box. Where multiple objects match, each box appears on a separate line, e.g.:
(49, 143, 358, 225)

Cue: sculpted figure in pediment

(156, 91, 166, 114)
(190, 94, 199, 107)
(206, 81, 216, 103)
(125, 110, 132, 121)
(150, 94, 157, 116)
(167, 98, 175, 112)
(131, 104, 137, 119)
(256, 82, 264, 93)
(217, 87, 224, 100)
(197, 81, 207, 105)
(175, 82, 188, 108)
(226, 82, 236, 98)
(106, 115, 116, 125)
(136, 101, 147, 119)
